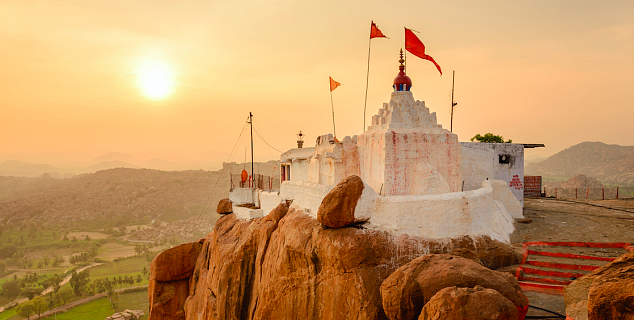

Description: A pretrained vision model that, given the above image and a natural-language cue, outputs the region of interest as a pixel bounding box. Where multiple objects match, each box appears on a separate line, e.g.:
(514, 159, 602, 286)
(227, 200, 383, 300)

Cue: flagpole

(363, 36, 372, 132)
(450, 70, 456, 132)
(330, 88, 337, 138)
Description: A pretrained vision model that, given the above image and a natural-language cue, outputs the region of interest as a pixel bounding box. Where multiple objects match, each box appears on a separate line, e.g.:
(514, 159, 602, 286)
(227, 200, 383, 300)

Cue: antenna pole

(249, 112, 254, 189)
(450, 70, 456, 132)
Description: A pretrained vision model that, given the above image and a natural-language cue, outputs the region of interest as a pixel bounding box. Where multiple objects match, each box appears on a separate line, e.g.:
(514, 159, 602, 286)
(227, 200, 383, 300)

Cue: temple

(230, 50, 524, 243)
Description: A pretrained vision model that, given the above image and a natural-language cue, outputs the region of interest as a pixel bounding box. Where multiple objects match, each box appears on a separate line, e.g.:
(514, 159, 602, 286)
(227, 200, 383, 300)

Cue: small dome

(393, 49, 412, 92)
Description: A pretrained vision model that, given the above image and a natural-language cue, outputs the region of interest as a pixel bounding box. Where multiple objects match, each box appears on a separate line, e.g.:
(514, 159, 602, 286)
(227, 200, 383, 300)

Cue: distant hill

(0, 160, 57, 177)
(88, 160, 138, 172)
(525, 141, 634, 186)
(91, 152, 137, 164)
(0, 161, 280, 227)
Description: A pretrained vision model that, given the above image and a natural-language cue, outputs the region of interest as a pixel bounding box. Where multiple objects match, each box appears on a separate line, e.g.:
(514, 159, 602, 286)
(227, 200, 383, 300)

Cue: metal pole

(451, 70, 455, 132)
(249, 112, 254, 190)
(330, 89, 336, 138)
(363, 37, 372, 132)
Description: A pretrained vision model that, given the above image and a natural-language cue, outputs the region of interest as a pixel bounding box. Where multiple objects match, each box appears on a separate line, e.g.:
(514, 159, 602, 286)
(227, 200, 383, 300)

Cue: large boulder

(565, 250, 634, 320)
(419, 286, 519, 320)
(587, 250, 634, 320)
(149, 278, 189, 320)
(216, 198, 233, 214)
(151, 241, 202, 282)
(317, 175, 366, 228)
(380, 254, 528, 320)
(148, 202, 521, 320)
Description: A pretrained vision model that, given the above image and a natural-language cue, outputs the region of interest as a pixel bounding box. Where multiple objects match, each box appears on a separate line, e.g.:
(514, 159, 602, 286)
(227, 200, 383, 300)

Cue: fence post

(617, 187, 619, 199)
(586, 188, 590, 200)
(556, 188, 558, 198)
(576, 188, 578, 199)
(602, 188, 605, 200)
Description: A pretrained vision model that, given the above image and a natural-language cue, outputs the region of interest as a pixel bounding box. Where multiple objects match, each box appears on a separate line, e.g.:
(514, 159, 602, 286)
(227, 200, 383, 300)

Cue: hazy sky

(1, 1, 632, 168)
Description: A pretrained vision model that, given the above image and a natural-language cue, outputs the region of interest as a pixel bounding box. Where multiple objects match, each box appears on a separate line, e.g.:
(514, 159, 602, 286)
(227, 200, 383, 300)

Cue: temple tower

(357, 50, 461, 195)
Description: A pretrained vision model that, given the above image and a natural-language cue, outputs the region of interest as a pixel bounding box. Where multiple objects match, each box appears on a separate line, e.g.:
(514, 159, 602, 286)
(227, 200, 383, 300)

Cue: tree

(21, 285, 43, 300)
(470, 133, 512, 143)
(16, 300, 35, 319)
(0, 260, 6, 276)
(69, 269, 90, 296)
(136, 274, 143, 286)
(142, 266, 149, 279)
(2, 279, 21, 301)
(58, 286, 73, 305)
(31, 296, 46, 318)
(43, 256, 51, 267)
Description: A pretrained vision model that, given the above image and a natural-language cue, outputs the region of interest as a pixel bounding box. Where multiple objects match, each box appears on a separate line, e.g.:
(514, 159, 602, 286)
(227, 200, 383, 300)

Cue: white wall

(278, 180, 334, 217)
(367, 180, 514, 243)
(229, 188, 254, 205)
(460, 143, 525, 206)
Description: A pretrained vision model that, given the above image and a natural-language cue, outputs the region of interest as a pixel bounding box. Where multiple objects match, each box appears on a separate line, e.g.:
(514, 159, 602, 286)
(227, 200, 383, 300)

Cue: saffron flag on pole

(370, 21, 388, 39)
(329, 77, 341, 91)
(404, 28, 442, 75)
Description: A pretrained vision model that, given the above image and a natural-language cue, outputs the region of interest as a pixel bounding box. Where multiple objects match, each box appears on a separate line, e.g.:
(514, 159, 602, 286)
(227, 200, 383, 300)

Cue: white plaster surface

(279, 180, 334, 218)
(491, 180, 524, 219)
(233, 206, 263, 220)
(461, 145, 495, 191)
(354, 182, 378, 222)
(258, 190, 283, 216)
(366, 180, 514, 243)
(229, 188, 254, 205)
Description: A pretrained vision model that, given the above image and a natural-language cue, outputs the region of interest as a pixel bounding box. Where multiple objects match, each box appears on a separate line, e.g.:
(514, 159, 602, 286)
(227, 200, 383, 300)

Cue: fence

(231, 174, 274, 190)
(544, 187, 621, 200)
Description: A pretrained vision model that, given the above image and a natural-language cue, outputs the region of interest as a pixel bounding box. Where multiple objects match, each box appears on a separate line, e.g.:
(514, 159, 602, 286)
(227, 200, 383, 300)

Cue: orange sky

(1, 1, 633, 169)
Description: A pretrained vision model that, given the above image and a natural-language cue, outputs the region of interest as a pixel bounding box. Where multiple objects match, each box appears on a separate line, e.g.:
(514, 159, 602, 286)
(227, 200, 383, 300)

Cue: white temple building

(230, 52, 524, 243)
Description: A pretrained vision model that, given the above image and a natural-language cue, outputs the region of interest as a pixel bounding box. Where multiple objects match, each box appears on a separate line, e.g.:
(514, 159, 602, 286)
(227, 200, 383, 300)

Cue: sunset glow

(135, 59, 175, 100)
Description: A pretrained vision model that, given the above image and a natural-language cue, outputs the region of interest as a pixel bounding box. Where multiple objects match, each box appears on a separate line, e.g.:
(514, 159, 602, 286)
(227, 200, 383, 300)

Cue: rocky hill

(525, 141, 634, 186)
(0, 160, 279, 229)
(545, 174, 605, 189)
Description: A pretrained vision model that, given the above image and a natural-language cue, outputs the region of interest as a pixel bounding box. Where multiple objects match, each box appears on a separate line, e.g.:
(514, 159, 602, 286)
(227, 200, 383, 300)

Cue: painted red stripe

(526, 249, 617, 261)
(523, 241, 632, 249)
(526, 260, 600, 271)
(518, 281, 564, 296)
(520, 275, 572, 286)
(520, 266, 585, 279)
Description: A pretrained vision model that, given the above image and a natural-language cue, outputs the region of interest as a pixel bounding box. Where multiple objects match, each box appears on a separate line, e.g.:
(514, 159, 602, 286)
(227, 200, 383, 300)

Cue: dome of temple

(393, 49, 412, 91)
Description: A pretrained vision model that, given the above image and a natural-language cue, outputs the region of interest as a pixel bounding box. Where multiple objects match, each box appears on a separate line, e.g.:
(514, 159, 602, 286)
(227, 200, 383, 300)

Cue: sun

(135, 59, 175, 100)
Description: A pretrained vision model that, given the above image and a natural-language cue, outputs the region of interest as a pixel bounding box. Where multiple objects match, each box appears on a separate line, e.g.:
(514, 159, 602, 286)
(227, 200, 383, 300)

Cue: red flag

(404, 28, 442, 75)
(370, 21, 387, 39)
(329, 77, 341, 91)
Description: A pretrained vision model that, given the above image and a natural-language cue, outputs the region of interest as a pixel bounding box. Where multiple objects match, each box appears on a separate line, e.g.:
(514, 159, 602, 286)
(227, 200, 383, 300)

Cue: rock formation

(564, 249, 634, 320)
(418, 286, 519, 320)
(380, 254, 527, 320)
(106, 309, 145, 320)
(317, 175, 366, 228)
(216, 198, 233, 214)
(148, 200, 523, 320)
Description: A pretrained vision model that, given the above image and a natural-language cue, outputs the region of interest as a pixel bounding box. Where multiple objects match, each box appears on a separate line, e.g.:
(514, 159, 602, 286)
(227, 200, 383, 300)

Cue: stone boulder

(105, 309, 145, 320)
(148, 203, 522, 320)
(419, 286, 519, 320)
(317, 175, 366, 228)
(565, 250, 634, 320)
(587, 250, 634, 320)
(151, 241, 202, 282)
(216, 198, 232, 214)
(380, 254, 528, 320)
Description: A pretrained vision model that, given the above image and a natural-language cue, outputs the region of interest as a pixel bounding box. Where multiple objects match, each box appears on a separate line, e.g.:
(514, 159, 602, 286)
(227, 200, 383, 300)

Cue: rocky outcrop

(149, 242, 203, 320)
(106, 309, 145, 320)
(216, 198, 233, 214)
(317, 175, 365, 228)
(149, 202, 521, 320)
(564, 250, 634, 320)
(380, 254, 527, 320)
(419, 286, 519, 320)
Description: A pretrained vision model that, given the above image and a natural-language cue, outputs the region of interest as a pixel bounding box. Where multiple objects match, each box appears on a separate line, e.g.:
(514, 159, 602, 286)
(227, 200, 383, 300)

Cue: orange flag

(370, 21, 387, 39)
(329, 77, 341, 91)
(404, 28, 442, 75)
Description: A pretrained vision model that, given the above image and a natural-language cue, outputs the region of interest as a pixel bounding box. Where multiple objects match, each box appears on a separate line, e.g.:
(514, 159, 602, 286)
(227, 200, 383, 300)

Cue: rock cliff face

(149, 202, 521, 320)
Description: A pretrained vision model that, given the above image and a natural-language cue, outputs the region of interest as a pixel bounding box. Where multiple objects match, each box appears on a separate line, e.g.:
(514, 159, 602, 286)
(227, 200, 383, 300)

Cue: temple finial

(399, 49, 405, 67)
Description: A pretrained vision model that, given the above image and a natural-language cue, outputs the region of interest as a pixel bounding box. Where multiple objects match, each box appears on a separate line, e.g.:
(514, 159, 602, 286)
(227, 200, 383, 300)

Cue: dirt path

(512, 198, 634, 318)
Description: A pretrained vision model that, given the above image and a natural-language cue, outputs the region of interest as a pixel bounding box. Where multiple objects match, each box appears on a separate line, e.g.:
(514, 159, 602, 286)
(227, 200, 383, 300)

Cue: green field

(42, 289, 149, 320)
